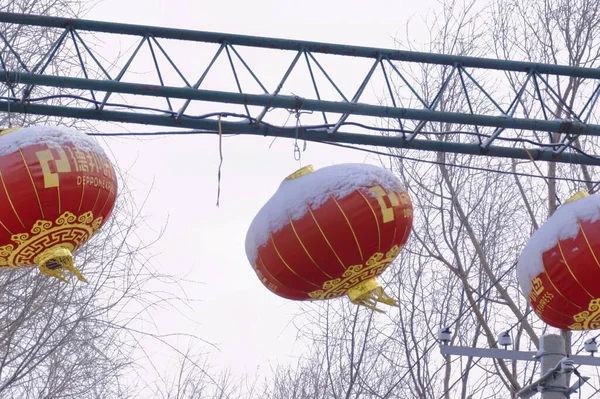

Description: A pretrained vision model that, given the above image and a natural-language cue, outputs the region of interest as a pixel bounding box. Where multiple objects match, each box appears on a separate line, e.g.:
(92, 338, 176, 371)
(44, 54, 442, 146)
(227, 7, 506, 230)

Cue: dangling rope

(216, 114, 224, 207)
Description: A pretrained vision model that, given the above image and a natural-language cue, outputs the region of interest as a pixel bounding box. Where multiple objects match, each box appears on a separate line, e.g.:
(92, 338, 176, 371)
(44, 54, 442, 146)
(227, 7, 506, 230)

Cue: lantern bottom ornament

(37, 247, 86, 282)
(345, 278, 398, 311)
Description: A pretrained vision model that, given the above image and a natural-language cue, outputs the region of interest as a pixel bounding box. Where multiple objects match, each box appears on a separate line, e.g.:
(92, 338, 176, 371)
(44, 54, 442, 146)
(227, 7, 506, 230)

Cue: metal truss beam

(3, 70, 598, 137)
(2, 13, 600, 79)
(3, 101, 597, 166)
(2, 12, 600, 166)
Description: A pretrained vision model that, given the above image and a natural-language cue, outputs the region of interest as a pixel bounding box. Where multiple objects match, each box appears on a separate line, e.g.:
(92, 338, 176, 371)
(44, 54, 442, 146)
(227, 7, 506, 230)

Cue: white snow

(0, 125, 106, 157)
(245, 163, 405, 264)
(517, 194, 600, 297)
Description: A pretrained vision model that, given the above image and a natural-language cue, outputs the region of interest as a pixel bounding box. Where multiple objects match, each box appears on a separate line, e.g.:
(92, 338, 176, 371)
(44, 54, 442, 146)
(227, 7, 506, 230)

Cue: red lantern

(0, 126, 117, 281)
(518, 191, 600, 330)
(245, 164, 413, 310)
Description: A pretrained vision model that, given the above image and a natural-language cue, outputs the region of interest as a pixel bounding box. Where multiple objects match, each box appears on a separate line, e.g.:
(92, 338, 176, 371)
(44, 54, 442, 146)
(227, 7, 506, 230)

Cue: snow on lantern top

(517, 191, 600, 297)
(0, 126, 106, 157)
(245, 163, 405, 264)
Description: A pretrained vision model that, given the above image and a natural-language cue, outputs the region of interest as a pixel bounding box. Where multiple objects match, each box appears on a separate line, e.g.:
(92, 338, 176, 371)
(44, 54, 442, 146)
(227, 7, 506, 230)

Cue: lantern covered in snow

(517, 191, 600, 330)
(0, 126, 118, 281)
(245, 164, 413, 311)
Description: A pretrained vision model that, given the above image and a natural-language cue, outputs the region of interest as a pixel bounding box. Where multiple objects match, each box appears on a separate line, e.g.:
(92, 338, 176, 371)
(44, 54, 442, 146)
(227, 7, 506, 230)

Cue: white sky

(83, 0, 436, 386)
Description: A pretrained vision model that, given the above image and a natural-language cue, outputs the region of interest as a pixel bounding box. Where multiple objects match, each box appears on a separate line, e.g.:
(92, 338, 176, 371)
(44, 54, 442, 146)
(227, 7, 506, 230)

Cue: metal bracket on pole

(517, 356, 572, 398)
(517, 362, 588, 398)
(439, 345, 600, 367)
(440, 334, 600, 398)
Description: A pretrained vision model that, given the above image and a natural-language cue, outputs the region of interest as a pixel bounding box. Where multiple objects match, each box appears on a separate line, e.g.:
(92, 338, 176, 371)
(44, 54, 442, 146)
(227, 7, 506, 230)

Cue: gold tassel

(36, 247, 87, 283)
(346, 277, 398, 313)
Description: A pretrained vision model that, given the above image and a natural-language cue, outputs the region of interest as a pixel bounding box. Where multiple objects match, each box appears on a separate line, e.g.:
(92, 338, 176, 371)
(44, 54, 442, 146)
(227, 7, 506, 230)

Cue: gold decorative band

(309, 245, 400, 311)
(0, 210, 103, 282)
(569, 298, 600, 330)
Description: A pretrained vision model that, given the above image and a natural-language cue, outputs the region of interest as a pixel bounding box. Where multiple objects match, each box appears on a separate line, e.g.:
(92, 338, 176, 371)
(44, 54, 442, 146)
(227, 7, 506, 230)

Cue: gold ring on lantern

(285, 165, 314, 181)
(565, 190, 590, 204)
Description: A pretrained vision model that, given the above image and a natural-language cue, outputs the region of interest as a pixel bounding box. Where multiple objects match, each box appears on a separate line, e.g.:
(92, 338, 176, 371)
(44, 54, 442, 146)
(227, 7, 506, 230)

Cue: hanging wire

(215, 114, 224, 207)
(324, 142, 599, 185)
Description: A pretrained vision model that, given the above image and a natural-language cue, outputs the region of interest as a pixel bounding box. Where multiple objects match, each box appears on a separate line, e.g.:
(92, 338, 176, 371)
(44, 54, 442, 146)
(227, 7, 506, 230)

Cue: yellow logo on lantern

(35, 147, 71, 188)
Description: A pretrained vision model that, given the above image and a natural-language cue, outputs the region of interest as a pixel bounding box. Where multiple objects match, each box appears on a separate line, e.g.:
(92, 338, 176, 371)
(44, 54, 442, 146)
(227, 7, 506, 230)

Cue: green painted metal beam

(2, 12, 600, 167)
(1, 12, 600, 79)
(1, 69, 598, 137)
(1, 100, 597, 166)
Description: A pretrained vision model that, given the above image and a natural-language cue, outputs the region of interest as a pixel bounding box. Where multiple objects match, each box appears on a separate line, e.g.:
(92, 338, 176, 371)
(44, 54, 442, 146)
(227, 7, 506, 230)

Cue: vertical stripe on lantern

(342, 191, 384, 260)
(97, 189, 113, 216)
(558, 242, 593, 298)
(268, 220, 333, 287)
(543, 269, 583, 311)
(257, 233, 323, 292)
(0, 155, 26, 230)
(557, 234, 596, 300)
(331, 196, 364, 262)
(18, 149, 45, 219)
(287, 216, 335, 279)
(578, 219, 600, 270)
(0, 219, 12, 235)
(255, 251, 312, 300)
(308, 197, 375, 268)
(530, 271, 582, 327)
(255, 254, 284, 288)
(305, 205, 348, 273)
(91, 186, 102, 214)
(357, 190, 381, 251)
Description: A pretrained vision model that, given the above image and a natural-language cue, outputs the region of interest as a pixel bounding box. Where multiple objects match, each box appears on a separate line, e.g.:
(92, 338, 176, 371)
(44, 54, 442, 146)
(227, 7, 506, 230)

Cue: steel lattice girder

(2, 12, 600, 165)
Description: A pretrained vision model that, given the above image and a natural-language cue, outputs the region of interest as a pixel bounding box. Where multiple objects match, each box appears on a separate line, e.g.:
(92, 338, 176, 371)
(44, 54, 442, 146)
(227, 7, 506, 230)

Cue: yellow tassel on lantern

(36, 247, 87, 282)
(346, 277, 398, 313)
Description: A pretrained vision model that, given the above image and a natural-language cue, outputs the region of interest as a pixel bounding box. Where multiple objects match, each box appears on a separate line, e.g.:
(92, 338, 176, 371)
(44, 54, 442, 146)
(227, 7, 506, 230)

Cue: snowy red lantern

(0, 126, 117, 281)
(245, 164, 413, 310)
(517, 191, 600, 330)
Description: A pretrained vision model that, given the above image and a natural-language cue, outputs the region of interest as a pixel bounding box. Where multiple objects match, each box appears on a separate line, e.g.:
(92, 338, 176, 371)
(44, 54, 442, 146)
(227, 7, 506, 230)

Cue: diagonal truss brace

(2, 12, 600, 166)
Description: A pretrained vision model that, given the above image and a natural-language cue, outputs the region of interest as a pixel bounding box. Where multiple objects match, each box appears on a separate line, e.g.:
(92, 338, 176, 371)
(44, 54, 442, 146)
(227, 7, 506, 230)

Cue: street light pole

(539, 335, 567, 399)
